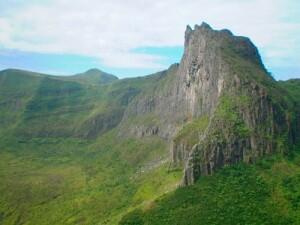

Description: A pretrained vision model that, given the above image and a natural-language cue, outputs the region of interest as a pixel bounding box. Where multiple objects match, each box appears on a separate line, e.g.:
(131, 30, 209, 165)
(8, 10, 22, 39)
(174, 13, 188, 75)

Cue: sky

(0, 0, 299, 79)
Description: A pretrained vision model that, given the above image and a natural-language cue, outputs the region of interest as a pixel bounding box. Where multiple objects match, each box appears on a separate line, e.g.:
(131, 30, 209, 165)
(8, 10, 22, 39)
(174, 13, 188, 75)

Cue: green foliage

(0, 132, 181, 225)
(174, 116, 209, 146)
(279, 79, 300, 104)
(215, 95, 251, 138)
(120, 210, 145, 225)
(279, 79, 300, 145)
(120, 152, 300, 225)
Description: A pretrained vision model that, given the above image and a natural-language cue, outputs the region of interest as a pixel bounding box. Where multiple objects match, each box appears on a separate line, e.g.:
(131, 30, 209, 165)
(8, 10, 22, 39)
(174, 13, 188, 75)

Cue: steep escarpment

(179, 24, 294, 185)
(120, 22, 295, 185)
(182, 75, 291, 185)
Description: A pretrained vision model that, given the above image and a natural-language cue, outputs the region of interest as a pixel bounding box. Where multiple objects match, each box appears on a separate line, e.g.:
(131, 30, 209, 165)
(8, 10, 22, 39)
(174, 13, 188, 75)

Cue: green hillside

(120, 149, 300, 225)
(0, 68, 181, 225)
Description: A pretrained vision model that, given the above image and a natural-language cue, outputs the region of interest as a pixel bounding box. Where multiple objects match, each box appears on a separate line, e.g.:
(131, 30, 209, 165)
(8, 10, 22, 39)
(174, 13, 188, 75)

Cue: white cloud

(0, 0, 299, 73)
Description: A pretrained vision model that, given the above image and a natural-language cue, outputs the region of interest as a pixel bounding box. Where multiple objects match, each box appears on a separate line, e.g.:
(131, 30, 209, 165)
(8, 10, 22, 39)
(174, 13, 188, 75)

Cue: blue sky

(0, 0, 299, 79)
(0, 47, 183, 77)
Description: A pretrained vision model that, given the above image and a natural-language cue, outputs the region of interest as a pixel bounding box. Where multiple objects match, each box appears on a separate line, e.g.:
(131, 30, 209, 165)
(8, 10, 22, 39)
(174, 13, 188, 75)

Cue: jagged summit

(185, 22, 233, 36)
(184, 22, 264, 69)
(121, 22, 295, 185)
(185, 22, 212, 34)
(196, 21, 212, 30)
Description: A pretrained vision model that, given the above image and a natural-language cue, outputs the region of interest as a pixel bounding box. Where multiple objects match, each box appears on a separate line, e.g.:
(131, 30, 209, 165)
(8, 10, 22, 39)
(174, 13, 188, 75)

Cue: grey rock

(120, 23, 295, 185)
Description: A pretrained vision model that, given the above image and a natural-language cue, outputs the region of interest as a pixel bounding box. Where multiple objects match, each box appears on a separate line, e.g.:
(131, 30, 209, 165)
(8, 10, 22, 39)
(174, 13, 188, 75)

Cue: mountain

(119, 24, 300, 224)
(0, 23, 299, 225)
(66, 68, 119, 85)
(119, 22, 298, 185)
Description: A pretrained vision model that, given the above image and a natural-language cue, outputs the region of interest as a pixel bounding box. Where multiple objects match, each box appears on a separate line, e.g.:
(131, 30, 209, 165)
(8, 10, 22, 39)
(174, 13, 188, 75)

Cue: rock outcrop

(121, 22, 294, 185)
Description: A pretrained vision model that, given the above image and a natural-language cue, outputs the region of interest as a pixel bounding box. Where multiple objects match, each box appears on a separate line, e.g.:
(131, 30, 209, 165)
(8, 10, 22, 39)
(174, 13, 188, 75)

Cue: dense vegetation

(120, 148, 300, 225)
(0, 132, 182, 225)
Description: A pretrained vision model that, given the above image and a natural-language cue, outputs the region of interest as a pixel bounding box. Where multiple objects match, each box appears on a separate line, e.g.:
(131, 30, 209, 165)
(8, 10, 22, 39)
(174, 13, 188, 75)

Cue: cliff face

(179, 24, 293, 185)
(120, 23, 232, 139)
(121, 22, 294, 185)
(182, 76, 290, 185)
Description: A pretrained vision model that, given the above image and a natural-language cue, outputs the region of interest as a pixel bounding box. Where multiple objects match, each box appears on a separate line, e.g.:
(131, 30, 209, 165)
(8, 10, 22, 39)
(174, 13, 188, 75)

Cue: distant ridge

(0, 67, 119, 85)
(71, 68, 118, 85)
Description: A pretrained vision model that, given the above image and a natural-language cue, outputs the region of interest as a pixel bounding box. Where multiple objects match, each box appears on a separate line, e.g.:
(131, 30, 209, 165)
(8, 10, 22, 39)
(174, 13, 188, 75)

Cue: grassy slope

(0, 132, 181, 225)
(0, 69, 181, 225)
(120, 149, 300, 225)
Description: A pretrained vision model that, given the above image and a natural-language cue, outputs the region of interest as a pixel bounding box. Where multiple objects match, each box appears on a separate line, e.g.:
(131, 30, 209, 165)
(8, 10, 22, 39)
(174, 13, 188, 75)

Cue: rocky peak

(184, 22, 212, 46)
(184, 25, 193, 47)
(198, 21, 212, 29)
(120, 23, 293, 185)
(122, 22, 270, 139)
(183, 23, 263, 67)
